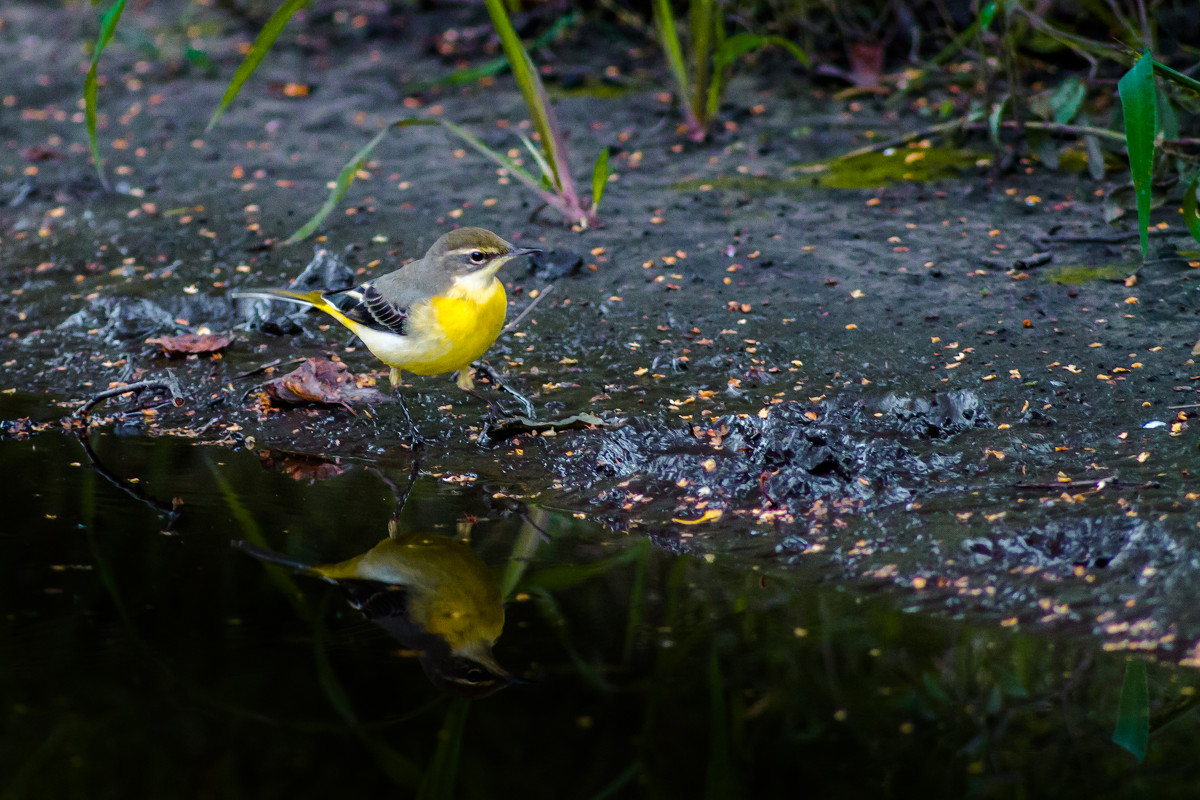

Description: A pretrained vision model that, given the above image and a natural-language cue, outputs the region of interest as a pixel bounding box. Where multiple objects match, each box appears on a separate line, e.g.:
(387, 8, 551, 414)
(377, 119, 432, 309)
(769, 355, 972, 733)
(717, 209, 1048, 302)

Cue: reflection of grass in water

(216, 465, 425, 788)
(418, 699, 471, 800)
(211, 462, 309, 619)
(673, 148, 985, 193)
(1045, 264, 1133, 284)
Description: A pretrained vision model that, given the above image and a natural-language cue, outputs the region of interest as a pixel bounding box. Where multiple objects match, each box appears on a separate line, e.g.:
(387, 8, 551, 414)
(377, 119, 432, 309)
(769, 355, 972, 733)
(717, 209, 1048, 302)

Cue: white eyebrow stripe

(445, 246, 506, 257)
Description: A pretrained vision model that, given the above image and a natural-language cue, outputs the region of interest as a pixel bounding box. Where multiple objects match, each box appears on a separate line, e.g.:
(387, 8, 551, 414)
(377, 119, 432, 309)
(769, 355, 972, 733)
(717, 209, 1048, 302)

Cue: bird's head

(428, 227, 540, 279)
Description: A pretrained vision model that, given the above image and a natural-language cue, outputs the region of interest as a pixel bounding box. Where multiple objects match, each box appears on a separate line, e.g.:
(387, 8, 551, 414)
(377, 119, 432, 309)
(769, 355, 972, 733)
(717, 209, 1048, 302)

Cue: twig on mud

(1037, 229, 1178, 245)
(835, 115, 979, 160)
(234, 357, 304, 380)
(503, 283, 555, 335)
(194, 416, 223, 436)
(75, 370, 185, 417)
(1168, 403, 1200, 409)
(982, 251, 1053, 270)
(835, 116, 1128, 162)
(1011, 478, 1160, 491)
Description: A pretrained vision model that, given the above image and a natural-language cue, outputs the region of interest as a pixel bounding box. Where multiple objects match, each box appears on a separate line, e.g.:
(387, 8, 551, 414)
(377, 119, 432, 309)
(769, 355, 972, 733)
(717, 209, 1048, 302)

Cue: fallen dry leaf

(146, 333, 234, 356)
(263, 358, 385, 410)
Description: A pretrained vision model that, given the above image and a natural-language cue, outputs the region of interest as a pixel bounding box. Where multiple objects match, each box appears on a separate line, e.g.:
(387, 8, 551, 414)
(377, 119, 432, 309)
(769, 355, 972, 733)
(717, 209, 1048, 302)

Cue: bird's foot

(472, 363, 536, 419)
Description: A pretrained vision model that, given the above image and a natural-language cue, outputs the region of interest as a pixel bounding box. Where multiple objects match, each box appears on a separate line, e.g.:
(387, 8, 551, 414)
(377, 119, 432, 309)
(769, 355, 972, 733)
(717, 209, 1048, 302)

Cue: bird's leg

(390, 367, 426, 447)
(469, 362, 535, 419)
(457, 367, 510, 419)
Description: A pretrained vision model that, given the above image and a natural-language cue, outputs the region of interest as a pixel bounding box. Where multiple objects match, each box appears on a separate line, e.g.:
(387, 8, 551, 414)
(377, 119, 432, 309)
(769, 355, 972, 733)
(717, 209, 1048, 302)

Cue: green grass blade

(1118, 51, 1159, 259)
(712, 33, 810, 71)
(482, 0, 567, 193)
(85, 0, 127, 190)
(652, 0, 691, 108)
(405, 15, 576, 91)
(707, 33, 810, 118)
(1151, 59, 1200, 95)
(207, 0, 310, 131)
(519, 132, 556, 189)
(591, 147, 610, 210)
(1112, 658, 1149, 762)
(704, 645, 733, 800)
(689, 0, 713, 121)
(284, 119, 436, 245)
(1183, 171, 1200, 244)
(286, 116, 574, 245)
(438, 119, 564, 209)
(931, 17, 981, 66)
(417, 699, 471, 800)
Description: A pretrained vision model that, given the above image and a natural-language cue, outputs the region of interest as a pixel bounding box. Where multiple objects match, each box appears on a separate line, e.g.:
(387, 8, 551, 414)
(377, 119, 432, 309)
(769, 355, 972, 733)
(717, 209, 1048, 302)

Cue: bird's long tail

(229, 287, 323, 309)
(229, 288, 355, 328)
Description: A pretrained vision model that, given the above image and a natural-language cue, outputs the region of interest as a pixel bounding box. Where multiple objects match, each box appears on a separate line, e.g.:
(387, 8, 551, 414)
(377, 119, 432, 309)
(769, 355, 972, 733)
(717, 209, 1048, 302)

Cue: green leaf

(1183, 171, 1200, 245)
(988, 96, 1008, 145)
(207, 0, 309, 132)
(979, 2, 998, 33)
(1118, 51, 1159, 259)
(591, 147, 610, 210)
(1084, 133, 1106, 180)
(84, 0, 127, 190)
(184, 47, 216, 76)
(1156, 88, 1179, 141)
(1113, 658, 1149, 762)
(707, 33, 809, 119)
(1050, 76, 1086, 124)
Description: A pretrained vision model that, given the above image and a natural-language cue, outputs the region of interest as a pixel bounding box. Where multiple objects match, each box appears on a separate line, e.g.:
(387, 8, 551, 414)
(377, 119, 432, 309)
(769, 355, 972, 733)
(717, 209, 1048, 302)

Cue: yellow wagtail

(235, 528, 511, 697)
(232, 227, 538, 436)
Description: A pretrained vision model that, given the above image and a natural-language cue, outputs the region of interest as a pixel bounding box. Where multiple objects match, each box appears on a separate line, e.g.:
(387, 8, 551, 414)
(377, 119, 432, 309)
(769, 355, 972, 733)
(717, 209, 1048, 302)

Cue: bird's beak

(512, 246, 541, 258)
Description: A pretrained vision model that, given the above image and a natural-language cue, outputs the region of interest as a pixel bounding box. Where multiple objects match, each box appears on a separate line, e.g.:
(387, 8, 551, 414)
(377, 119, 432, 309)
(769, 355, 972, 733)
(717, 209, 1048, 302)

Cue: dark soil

(3, 0, 1200, 665)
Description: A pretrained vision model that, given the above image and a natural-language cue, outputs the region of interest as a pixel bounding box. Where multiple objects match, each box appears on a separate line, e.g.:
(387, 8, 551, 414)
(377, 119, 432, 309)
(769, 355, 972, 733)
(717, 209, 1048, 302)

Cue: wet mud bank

(2, 0, 1200, 669)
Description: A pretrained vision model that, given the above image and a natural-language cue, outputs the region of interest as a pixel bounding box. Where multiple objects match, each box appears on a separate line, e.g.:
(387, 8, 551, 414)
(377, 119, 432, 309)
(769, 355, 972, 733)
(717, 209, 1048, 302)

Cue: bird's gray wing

(325, 260, 451, 337)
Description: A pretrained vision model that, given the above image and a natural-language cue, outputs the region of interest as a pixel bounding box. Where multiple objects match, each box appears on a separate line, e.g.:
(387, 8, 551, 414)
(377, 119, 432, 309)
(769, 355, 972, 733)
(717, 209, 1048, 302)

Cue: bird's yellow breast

(405, 277, 507, 376)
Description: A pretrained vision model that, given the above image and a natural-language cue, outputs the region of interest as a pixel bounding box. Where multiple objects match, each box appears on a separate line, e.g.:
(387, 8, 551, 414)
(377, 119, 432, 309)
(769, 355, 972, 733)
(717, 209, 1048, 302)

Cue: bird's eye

(469, 250, 486, 264)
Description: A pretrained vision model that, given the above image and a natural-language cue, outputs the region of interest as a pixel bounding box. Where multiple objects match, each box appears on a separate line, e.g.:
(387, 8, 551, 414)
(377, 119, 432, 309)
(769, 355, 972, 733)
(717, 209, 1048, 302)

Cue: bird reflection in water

(236, 518, 511, 698)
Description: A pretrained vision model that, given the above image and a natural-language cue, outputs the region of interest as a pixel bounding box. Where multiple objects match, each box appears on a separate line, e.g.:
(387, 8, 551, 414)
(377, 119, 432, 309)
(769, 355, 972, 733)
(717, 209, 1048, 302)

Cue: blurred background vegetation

(80, 0, 1200, 241)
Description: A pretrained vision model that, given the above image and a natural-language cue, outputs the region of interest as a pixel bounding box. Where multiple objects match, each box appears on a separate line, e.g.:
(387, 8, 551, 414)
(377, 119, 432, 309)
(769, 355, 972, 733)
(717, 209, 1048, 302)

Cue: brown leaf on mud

(22, 145, 64, 162)
(848, 42, 884, 88)
(146, 333, 234, 356)
(264, 358, 385, 410)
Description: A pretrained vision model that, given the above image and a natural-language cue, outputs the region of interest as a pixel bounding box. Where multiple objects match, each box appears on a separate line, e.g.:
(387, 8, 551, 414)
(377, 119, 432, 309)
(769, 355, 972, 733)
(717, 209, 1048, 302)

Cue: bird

(231, 227, 538, 439)
(234, 527, 512, 698)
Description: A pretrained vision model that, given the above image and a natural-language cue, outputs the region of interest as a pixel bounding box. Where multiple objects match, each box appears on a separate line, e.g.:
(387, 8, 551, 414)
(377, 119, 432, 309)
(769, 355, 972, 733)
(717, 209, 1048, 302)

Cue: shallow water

(4, 424, 1200, 799)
